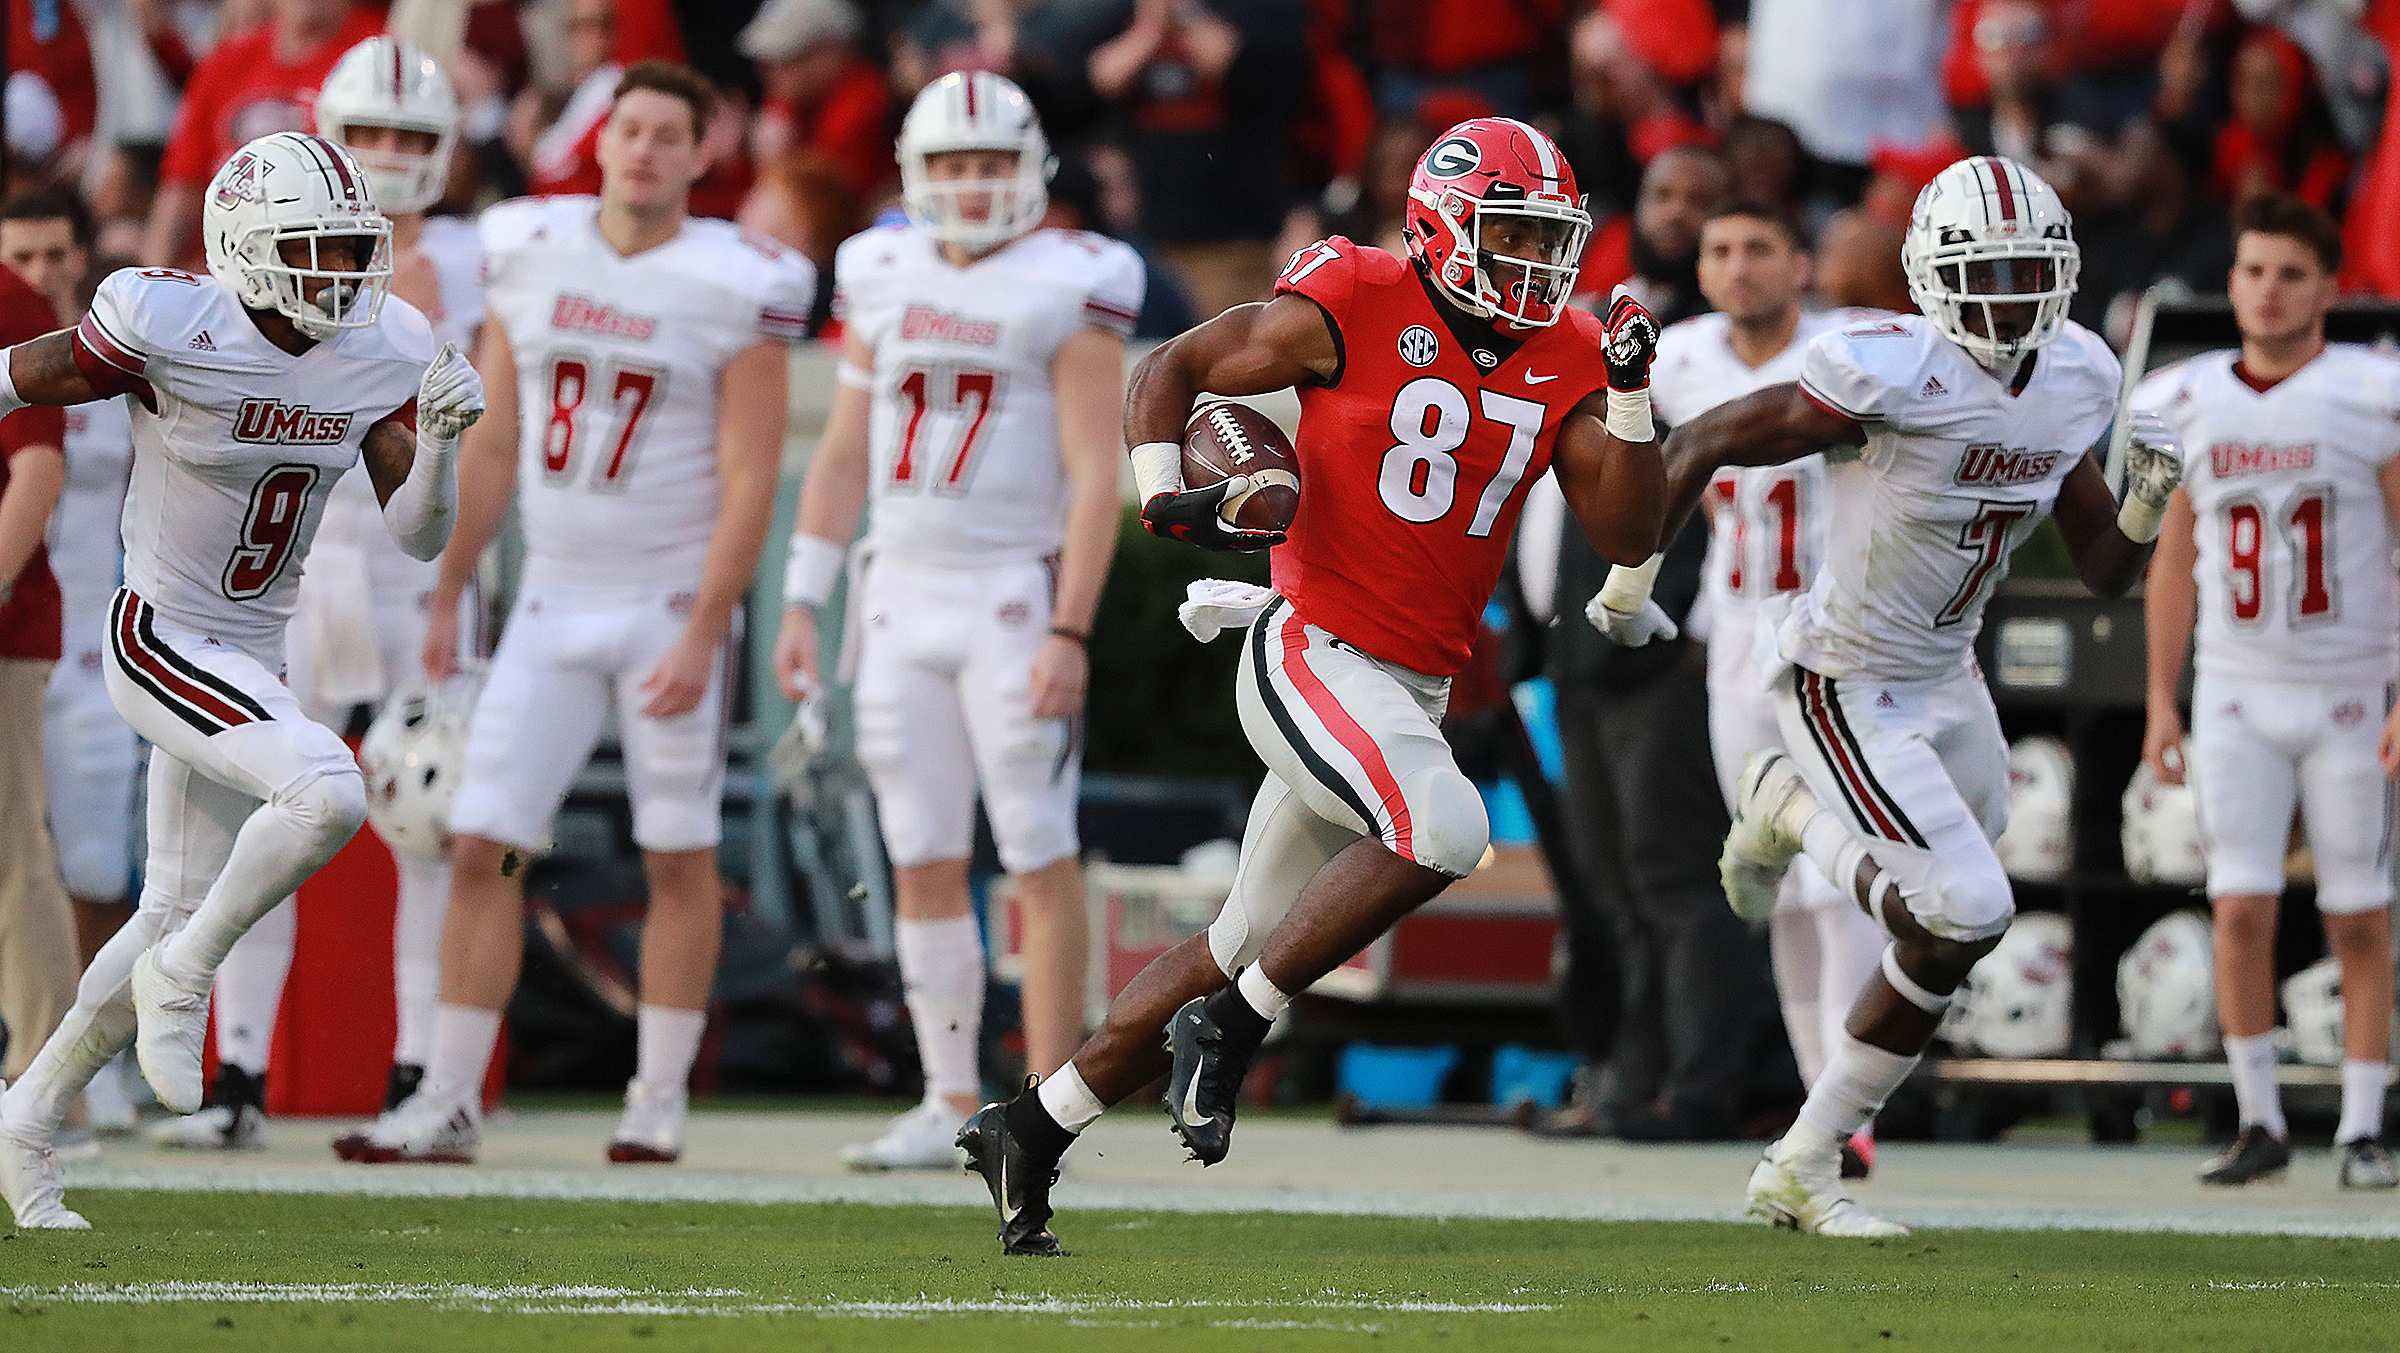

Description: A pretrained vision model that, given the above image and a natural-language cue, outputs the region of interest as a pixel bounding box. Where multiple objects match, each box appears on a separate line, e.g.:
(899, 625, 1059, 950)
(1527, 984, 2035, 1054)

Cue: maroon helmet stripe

(391, 40, 405, 98)
(311, 134, 360, 202)
(1986, 156, 2017, 223)
(963, 75, 977, 119)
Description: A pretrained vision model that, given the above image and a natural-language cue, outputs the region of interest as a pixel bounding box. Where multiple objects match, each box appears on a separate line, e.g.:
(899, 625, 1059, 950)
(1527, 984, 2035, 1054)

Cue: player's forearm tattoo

(11, 329, 91, 404)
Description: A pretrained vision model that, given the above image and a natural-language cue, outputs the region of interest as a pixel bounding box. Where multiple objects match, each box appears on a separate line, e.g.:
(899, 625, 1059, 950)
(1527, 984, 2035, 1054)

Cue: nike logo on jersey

(1524, 372, 1559, 385)
(188, 330, 216, 351)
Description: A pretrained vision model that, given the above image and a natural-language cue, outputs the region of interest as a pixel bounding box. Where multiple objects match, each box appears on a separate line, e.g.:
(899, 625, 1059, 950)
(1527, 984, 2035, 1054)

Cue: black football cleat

(958, 1104, 1068, 1257)
(2199, 1124, 2291, 1185)
(2339, 1136, 2399, 1190)
(1164, 987, 1269, 1166)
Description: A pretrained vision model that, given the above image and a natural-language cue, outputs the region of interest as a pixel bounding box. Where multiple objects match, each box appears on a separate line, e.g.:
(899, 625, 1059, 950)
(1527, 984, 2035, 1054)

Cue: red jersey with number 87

(1270, 236, 1612, 676)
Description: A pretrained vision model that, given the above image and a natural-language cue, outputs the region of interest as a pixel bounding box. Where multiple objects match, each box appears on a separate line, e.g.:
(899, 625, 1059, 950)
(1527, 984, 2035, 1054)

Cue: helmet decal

(1423, 137, 1482, 179)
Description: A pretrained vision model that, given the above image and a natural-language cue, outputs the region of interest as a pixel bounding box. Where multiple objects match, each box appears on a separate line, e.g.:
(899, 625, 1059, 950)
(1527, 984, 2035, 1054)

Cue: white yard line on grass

(0, 1280, 1551, 1324)
(56, 1158, 2400, 1239)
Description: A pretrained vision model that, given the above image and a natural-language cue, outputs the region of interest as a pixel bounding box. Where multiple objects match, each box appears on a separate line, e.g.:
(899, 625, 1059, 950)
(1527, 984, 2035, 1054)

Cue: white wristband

(1130, 440, 1184, 502)
(1605, 387, 1654, 442)
(835, 362, 873, 390)
(0, 346, 23, 420)
(782, 532, 846, 609)
(2117, 494, 2167, 544)
(1596, 552, 1664, 613)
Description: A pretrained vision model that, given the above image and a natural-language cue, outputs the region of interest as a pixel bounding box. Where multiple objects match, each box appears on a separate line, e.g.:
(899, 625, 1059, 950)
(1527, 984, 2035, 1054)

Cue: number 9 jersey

(478, 196, 817, 588)
(1270, 235, 1613, 678)
(73, 265, 432, 659)
(836, 223, 1145, 566)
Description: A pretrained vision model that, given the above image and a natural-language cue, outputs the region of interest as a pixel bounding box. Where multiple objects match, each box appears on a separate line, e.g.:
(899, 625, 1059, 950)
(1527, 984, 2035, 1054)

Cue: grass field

(6, 1192, 2400, 1351)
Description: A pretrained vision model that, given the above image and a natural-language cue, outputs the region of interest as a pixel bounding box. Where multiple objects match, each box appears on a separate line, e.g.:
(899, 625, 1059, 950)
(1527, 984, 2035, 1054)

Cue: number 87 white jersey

(2136, 345, 2400, 686)
(837, 223, 1144, 565)
(479, 196, 817, 588)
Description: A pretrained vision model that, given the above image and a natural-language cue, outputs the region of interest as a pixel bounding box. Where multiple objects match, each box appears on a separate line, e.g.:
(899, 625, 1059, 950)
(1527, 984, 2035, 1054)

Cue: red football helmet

(1405, 118, 1592, 329)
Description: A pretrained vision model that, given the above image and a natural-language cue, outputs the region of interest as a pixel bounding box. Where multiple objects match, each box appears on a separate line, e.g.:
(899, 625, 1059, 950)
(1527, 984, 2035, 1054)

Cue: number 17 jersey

(480, 196, 817, 589)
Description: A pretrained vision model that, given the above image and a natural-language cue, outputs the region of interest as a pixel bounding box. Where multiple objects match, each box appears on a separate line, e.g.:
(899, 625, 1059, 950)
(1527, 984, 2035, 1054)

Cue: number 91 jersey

(836, 224, 1145, 565)
(1270, 236, 1611, 678)
(2135, 345, 2400, 686)
(479, 196, 817, 588)
(73, 265, 431, 658)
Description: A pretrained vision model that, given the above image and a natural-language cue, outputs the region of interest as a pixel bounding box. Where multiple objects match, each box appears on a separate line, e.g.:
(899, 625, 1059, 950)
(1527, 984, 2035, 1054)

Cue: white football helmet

(315, 36, 461, 216)
(2121, 762, 2208, 886)
(203, 131, 393, 340)
(1952, 911, 2074, 1058)
(2282, 957, 2345, 1067)
(2117, 909, 2220, 1057)
(896, 70, 1053, 253)
(1903, 155, 2079, 366)
(1997, 735, 2075, 884)
(360, 667, 484, 861)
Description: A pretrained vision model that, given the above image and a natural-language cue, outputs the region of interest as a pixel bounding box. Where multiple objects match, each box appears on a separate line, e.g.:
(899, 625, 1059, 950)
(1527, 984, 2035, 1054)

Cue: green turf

(4, 1192, 2397, 1351)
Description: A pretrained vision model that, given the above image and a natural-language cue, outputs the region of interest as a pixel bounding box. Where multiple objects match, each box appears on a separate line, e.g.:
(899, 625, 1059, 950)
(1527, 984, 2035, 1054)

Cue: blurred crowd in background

(11, 0, 2400, 347)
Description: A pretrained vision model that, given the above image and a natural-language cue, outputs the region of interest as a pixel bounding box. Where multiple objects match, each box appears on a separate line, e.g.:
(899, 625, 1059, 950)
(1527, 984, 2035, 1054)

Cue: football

(1182, 401, 1301, 532)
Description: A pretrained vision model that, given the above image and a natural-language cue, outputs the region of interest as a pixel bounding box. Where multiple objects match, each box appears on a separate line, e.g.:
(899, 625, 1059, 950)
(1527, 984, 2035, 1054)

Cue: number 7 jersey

(479, 196, 817, 588)
(2135, 345, 2400, 685)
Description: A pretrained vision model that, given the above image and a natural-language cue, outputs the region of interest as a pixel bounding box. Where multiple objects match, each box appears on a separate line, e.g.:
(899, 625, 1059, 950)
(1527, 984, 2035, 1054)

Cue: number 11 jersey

(479, 196, 817, 589)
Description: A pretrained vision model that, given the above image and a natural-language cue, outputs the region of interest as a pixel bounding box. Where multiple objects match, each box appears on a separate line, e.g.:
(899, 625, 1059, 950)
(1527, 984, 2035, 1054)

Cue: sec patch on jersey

(1183, 401, 1299, 532)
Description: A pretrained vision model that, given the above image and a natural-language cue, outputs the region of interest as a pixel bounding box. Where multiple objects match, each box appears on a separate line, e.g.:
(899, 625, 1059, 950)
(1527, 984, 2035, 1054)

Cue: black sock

(1201, 976, 1272, 1046)
(1004, 1087, 1074, 1164)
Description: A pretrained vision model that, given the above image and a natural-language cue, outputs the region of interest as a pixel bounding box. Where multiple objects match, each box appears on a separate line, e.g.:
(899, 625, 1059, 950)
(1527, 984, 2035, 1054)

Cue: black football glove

(1602, 285, 1661, 393)
(1140, 478, 1287, 552)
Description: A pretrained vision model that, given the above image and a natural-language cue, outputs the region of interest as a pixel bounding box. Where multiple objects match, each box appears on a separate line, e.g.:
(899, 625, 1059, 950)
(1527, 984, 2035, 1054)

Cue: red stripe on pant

(119, 596, 254, 730)
(1277, 612, 1417, 861)
(1802, 671, 1902, 843)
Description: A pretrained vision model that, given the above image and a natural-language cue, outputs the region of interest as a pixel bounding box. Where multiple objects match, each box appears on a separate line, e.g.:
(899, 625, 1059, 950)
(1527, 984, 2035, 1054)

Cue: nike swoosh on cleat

(1180, 1072, 1207, 1129)
(1523, 372, 1559, 384)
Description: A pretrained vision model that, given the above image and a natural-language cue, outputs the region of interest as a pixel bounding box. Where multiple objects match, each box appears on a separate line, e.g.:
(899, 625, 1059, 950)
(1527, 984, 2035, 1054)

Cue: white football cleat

(606, 1079, 688, 1164)
(840, 1099, 969, 1172)
(130, 948, 210, 1115)
(0, 1109, 91, 1230)
(1722, 751, 1816, 922)
(150, 1102, 266, 1151)
(337, 1091, 479, 1164)
(1746, 1135, 1909, 1238)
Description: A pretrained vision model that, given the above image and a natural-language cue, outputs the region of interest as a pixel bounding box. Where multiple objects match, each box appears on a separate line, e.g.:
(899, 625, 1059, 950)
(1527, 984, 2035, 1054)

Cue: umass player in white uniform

(0, 130, 482, 1229)
(772, 71, 1138, 1171)
(343, 63, 811, 1167)
(1598, 156, 2181, 1235)
(162, 36, 491, 1152)
(2138, 196, 2400, 1190)
(1645, 201, 1884, 1173)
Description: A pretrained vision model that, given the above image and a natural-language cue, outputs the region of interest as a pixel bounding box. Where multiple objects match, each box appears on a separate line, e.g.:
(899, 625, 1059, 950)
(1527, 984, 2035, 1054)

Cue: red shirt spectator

(2211, 25, 2348, 212)
(2341, 0, 2400, 293)
(156, 7, 386, 192)
(9, 0, 98, 154)
(757, 56, 895, 200)
(0, 266, 64, 662)
(1371, 0, 1567, 79)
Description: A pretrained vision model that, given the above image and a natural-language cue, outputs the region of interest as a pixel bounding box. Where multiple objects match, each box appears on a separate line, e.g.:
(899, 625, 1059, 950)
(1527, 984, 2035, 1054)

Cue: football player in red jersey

(956, 118, 1667, 1255)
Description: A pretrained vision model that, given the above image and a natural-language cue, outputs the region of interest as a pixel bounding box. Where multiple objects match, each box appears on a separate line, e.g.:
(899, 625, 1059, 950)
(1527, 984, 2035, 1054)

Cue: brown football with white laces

(1182, 401, 1300, 532)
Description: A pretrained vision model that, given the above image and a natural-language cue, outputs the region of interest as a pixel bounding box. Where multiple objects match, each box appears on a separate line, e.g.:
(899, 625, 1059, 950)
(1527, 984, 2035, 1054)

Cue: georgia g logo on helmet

(1423, 137, 1481, 180)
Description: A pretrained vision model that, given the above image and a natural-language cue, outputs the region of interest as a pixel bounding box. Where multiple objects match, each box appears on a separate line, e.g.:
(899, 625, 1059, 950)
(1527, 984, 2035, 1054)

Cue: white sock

(391, 852, 452, 1067)
(0, 906, 158, 1136)
(211, 897, 296, 1075)
(1798, 809, 1873, 908)
(633, 1004, 706, 1093)
(1796, 1030, 1920, 1142)
(158, 775, 358, 986)
(2337, 1059, 2387, 1145)
(2223, 1032, 2286, 1137)
(422, 1003, 501, 1106)
(1036, 1062, 1107, 1134)
(1237, 964, 1291, 1020)
(896, 914, 986, 1103)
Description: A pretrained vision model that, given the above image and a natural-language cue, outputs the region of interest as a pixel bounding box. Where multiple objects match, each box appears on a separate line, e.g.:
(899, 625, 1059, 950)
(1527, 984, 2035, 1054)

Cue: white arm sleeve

(382, 423, 457, 562)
